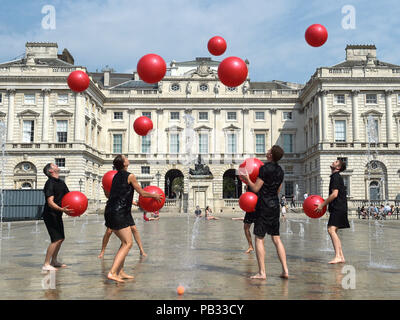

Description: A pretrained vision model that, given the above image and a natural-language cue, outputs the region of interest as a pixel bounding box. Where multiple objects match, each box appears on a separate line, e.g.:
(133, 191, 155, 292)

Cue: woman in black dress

(103, 155, 163, 283)
(315, 159, 349, 264)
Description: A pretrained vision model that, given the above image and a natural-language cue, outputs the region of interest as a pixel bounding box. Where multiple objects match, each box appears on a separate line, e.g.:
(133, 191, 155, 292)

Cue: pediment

(165, 125, 184, 132)
(329, 109, 351, 117)
(361, 109, 383, 117)
(223, 124, 241, 131)
(17, 109, 40, 117)
(51, 109, 73, 117)
(194, 125, 212, 131)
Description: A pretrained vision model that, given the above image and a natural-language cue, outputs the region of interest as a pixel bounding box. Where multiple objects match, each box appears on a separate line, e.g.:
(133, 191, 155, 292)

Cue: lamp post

(234, 176, 238, 199)
(155, 171, 161, 187)
(79, 178, 83, 192)
(167, 177, 170, 198)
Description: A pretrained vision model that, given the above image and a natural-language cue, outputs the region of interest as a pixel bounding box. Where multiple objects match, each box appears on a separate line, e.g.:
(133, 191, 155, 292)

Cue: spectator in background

(384, 204, 391, 216)
(360, 206, 367, 219)
(290, 194, 295, 208)
(389, 205, 395, 216)
(195, 205, 202, 217)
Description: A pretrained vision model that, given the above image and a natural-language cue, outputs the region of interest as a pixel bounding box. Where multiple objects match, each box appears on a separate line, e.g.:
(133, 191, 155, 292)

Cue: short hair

(271, 145, 284, 162)
(338, 159, 346, 172)
(113, 154, 125, 171)
(43, 163, 52, 178)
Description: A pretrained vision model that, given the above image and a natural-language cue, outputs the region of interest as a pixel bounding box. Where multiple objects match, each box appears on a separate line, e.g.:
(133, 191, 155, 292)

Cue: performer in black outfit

(240, 145, 289, 280)
(315, 159, 349, 264)
(103, 154, 163, 283)
(42, 163, 74, 272)
(243, 185, 257, 254)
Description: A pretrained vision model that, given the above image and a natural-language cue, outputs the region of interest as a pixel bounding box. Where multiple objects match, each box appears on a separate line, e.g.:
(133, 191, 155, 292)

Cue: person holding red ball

(41, 163, 74, 272)
(240, 146, 289, 280)
(314, 159, 349, 264)
(103, 154, 163, 283)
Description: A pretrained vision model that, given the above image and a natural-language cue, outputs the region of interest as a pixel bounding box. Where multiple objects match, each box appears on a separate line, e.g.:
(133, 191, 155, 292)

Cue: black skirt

(328, 210, 350, 229)
(105, 211, 135, 231)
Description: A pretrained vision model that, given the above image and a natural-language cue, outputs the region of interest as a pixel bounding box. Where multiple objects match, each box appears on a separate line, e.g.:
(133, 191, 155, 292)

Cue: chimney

(345, 44, 376, 61)
(58, 48, 74, 65)
(25, 42, 58, 59)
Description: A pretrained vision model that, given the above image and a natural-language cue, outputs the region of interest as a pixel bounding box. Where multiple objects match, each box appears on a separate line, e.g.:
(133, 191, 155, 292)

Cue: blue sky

(1, 0, 400, 84)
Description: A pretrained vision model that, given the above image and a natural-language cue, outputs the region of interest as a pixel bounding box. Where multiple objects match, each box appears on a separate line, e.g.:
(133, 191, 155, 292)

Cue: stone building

(0, 42, 399, 213)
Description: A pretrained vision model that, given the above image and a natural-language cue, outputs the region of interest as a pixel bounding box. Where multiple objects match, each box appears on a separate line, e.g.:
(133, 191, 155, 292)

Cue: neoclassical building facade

(0, 42, 399, 212)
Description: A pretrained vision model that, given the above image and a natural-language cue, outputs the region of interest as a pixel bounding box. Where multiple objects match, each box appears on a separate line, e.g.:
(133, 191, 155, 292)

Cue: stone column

(41, 88, 51, 142)
(93, 124, 98, 149)
(242, 108, 249, 155)
(213, 108, 221, 155)
(6, 89, 16, 142)
(319, 90, 329, 142)
(385, 89, 394, 142)
(87, 120, 92, 145)
(269, 108, 276, 146)
(74, 92, 84, 142)
(128, 109, 135, 153)
(351, 90, 360, 142)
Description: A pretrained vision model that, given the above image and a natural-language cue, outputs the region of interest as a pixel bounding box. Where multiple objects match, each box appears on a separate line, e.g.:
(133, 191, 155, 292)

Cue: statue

(186, 82, 192, 95)
(189, 154, 212, 176)
(213, 83, 220, 94)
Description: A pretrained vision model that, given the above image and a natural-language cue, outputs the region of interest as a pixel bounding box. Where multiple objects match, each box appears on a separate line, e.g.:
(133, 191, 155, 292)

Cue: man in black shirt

(315, 159, 349, 264)
(240, 145, 289, 280)
(42, 163, 74, 272)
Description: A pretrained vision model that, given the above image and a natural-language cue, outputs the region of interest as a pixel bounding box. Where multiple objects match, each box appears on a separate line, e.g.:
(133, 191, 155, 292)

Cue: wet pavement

(0, 214, 399, 300)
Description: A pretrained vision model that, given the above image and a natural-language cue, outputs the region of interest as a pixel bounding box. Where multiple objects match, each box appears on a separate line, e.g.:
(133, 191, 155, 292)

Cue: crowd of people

(359, 203, 399, 220)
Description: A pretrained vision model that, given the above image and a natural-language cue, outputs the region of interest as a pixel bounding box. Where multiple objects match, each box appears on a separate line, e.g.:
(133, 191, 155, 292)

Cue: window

(0, 93, 2, 104)
(199, 133, 208, 154)
(282, 134, 293, 153)
(285, 181, 294, 197)
(366, 94, 377, 104)
(199, 112, 208, 121)
(335, 94, 345, 104)
(171, 83, 180, 91)
(283, 112, 293, 120)
(141, 181, 150, 188)
(55, 158, 66, 168)
(170, 112, 179, 120)
(255, 134, 265, 153)
(113, 134, 122, 153)
(21, 182, 32, 190)
(22, 120, 34, 142)
(343, 176, 350, 196)
(199, 84, 208, 91)
(141, 135, 151, 153)
(227, 87, 237, 92)
(255, 111, 265, 120)
(285, 165, 294, 174)
(142, 112, 151, 119)
(113, 112, 123, 120)
(22, 163, 31, 171)
(398, 94, 400, 104)
(56, 120, 68, 142)
(334, 120, 346, 142)
(170, 133, 179, 153)
(141, 166, 150, 174)
(227, 112, 237, 120)
(57, 94, 68, 104)
(24, 94, 35, 105)
(227, 133, 237, 153)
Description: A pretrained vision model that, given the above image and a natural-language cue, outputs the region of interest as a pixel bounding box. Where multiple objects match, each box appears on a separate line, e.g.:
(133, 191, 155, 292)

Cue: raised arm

(128, 174, 163, 202)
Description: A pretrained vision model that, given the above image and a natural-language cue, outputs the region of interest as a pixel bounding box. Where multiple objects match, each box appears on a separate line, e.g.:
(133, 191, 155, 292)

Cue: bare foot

(42, 264, 57, 272)
(245, 247, 254, 254)
(250, 273, 266, 279)
(107, 272, 125, 283)
(280, 272, 289, 279)
(140, 251, 147, 257)
(119, 271, 134, 280)
(329, 257, 345, 264)
(98, 252, 105, 259)
(51, 261, 67, 268)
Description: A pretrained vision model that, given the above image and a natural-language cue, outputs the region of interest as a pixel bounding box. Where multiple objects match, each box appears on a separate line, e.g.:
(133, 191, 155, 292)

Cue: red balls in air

(138, 186, 165, 212)
(239, 192, 258, 213)
(61, 191, 88, 217)
(303, 195, 327, 218)
(305, 24, 328, 47)
(133, 116, 153, 136)
(208, 36, 227, 56)
(238, 158, 264, 184)
(137, 54, 166, 84)
(102, 170, 118, 193)
(67, 70, 90, 92)
(218, 56, 248, 87)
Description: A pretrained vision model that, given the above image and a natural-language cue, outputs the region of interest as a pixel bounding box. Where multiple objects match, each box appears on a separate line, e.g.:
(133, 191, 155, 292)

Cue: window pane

(255, 112, 265, 120)
(0, 93, 2, 103)
(113, 134, 122, 153)
(55, 158, 66, 168)
(199, 134, 208, 153)
(58, 94, 68, 104)
(170, 133, 179, 153)
(23, 120, 34, 142)
(199, 112, 208, 120)
(255, 134, 265, 153)
(141, 166, 150, 174)
(142, 135, 151, 153)
(56, 120, 68, 142)
(24, 94, 35, 104)
(227, 133, 237, 153)
(142, 112, 151, 119)
(335, 120, 346, 142)
(227, 112, 237, 120)
(335, 94, 345, 104)
(366, 94, 377, 104)
(283, 112, 292, 120)
(171, 112, 179, 120)
(283, 134, 293, 153)
(285, 181, 294, 197)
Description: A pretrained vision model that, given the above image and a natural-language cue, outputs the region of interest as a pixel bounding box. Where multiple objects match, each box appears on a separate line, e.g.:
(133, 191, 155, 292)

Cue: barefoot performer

(240, 146, 289, 280)
(103, 155, 163, 283)
(315, 159, 349, 264)
(98, 200, 147, 259)
(42, 163, 74, 272)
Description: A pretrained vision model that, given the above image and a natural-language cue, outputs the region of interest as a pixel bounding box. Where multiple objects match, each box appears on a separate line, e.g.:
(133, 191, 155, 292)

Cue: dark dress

(104, 170, 135, 230)
(328, 171, 350, 229)
(254, 162, 284, 237)
(42, 177, 69, 242)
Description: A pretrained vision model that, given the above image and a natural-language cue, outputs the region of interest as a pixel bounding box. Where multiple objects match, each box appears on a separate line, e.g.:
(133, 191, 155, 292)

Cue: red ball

(207, 36, 227, 56)
(67, 70, 90, 92)
(102, 170, 118, 193)
(218, 56, 248, 87)
(239, 192, 258, 213)
(137, 54, 166, 84)
(303, 195, 327, 219)
(61, 191, 88, 217)
(305, 24, 328, 47)
(133, 116, 153, 136)
(238, 158, 264, 184)
(138, 186, 166, 212)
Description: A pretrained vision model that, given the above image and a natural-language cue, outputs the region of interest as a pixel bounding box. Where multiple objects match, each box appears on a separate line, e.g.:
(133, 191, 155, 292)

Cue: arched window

(21, 182, 32, 190)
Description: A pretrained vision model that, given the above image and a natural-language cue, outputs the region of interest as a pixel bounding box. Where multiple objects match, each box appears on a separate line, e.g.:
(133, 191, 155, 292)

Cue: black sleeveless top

(104, 170, 135, 230)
